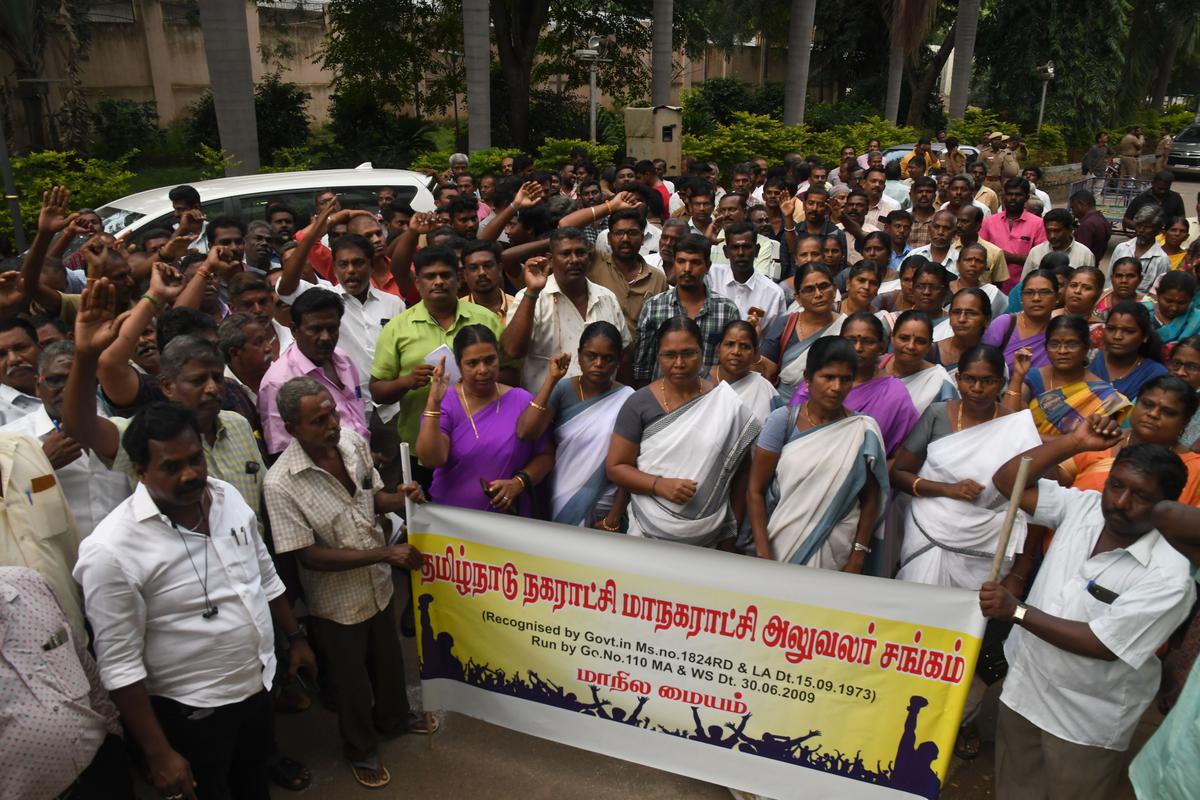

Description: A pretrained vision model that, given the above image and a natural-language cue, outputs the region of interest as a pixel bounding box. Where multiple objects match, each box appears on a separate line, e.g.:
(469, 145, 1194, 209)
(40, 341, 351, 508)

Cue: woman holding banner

(746, 336, 888, 572)
(606, 317, 761, 548)
(516, 321, 633, 529)
(416, 325, 553, 516)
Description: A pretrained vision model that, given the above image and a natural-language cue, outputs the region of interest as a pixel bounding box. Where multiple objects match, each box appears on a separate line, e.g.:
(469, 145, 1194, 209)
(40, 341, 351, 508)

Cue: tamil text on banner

(409, 504, 985, 800)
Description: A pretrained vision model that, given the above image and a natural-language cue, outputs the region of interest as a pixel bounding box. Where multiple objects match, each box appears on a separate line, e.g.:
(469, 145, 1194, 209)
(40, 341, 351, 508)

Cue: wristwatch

(1011, 604, 1028, 625)
(286, 624, 308, 644)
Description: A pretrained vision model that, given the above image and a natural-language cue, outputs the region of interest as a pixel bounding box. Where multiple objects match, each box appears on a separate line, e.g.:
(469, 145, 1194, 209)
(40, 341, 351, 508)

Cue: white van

(94, 164, 436, 243)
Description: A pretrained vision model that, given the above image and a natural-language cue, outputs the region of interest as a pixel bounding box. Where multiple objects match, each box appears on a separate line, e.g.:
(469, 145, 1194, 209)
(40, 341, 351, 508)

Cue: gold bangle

(598, 519, 620, 532)
(1004, 390, 1022, 398)
(422, 410, 442, 418)
(529, 401, 547, 412)
(912, 478, 923, 497)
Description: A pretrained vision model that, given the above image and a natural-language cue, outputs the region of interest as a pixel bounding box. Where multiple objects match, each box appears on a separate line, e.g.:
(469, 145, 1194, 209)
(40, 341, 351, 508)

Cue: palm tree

(197, 0, 259, 174)
(652, 0, 674, 106)
(883, 0, 937, 124)
(782, 0, 817, 125)
(948, 0, 980, 118)
(463, 0, 491, 150)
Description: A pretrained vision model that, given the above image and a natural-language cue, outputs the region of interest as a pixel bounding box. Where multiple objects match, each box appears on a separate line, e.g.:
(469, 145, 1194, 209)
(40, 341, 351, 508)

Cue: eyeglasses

(1046, 339, 1085, 352)
(659, 349, 700, 362)
(798, 282, 834, 295)
(609, 229, 641, 239)
(1167, 358, 1200, 376)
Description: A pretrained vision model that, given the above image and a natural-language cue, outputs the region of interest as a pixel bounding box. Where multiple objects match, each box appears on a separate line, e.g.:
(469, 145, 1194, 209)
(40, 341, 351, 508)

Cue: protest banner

(410, 504, 986, 799)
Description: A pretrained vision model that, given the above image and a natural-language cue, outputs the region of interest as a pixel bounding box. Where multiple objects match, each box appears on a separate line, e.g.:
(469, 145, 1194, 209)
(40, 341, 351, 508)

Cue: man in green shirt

(369, 246, 505, 477)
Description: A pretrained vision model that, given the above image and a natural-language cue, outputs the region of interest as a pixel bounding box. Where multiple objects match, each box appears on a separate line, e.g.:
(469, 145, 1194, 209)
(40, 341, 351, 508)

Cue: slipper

(954, 721, 981, 761)
(269, 756, 311, 792)
(349, 756, 391, 789)
(407, 712, 440, 735)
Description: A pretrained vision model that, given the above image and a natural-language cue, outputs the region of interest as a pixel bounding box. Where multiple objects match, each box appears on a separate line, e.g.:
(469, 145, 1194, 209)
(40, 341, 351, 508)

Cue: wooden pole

(989, 456, 1033, 582)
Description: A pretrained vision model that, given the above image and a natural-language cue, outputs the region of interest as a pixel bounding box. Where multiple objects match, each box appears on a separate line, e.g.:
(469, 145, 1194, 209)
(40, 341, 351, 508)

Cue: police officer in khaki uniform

(982, 132, 1020, 192)
(1156, 126, 1173, 173)
(1119, 126, 1145, 177)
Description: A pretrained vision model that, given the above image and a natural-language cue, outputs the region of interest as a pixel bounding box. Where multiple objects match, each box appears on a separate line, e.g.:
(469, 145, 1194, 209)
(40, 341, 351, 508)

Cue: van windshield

(1176, 126, 1200, 144)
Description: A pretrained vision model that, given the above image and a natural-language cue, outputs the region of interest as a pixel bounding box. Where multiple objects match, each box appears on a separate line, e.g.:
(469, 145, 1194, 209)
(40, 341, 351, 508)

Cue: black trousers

(150, 690, 273, 800)
(308, 598, 410, 761)
(58, 733, 134, 799)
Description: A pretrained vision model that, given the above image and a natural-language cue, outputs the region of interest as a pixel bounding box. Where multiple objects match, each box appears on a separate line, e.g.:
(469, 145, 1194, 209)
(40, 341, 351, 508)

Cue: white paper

(424, 344, 461, 385)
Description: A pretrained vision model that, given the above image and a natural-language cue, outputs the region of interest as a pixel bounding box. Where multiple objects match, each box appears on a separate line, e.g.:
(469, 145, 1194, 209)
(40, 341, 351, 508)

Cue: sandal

(349, 756, 391, 789)
(954, 721, 981, 761)
(269, 755, 311, 792)
(407, 711, 440, 735)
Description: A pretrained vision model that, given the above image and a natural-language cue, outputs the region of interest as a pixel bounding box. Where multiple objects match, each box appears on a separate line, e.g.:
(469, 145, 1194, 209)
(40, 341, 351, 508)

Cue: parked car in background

(881, 143, 980, 167)
(1167, 125, 1200, 176)
(94, 164, 436, 244)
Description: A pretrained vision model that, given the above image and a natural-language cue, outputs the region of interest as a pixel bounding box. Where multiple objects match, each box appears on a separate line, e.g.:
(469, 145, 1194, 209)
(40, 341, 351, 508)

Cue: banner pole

(990, 456, 1033, 582)
(400, 442, 415, 524)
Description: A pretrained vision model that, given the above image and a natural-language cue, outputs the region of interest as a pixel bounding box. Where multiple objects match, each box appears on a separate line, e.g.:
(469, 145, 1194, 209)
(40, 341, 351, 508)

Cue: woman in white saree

(713, 320, 782, 423)
(517, 321, 633, 529)
(607, 317, 761, 548)
(747, 336, 889, 573)
(889, 343, 1041, 761)
(880, 310, 959, 413)
(759, 263, 845, 403)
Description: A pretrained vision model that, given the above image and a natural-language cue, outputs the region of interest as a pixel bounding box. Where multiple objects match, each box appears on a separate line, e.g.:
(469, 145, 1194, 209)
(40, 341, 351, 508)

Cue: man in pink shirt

(258, 287, 369, 454)
(980, 177, 1047, 292)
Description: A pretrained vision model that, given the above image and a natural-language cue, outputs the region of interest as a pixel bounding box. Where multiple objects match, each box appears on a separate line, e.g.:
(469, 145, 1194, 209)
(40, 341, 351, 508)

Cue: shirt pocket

(5, 634, 91, 704)
(28, 477, 70, 539)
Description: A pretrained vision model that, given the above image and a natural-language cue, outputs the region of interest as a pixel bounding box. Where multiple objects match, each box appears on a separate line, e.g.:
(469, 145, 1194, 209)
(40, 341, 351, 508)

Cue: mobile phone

(1086, 580, 1120, 605)
(480, 478, 496, 497)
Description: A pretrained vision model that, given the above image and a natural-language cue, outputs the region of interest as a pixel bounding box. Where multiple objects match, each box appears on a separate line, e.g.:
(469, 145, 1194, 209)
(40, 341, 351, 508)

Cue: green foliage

(183, 71, 312, 165)
(0, 150, 134, 245)
(945, 109, 1018, 148)
(683, 112, 917, 172)
(410, 147, 523, 176)
(536, 139, 617, 172)
(260, 147, 319, 174)
(1024, 125, 1068, 166)
(488, 72, 590, 149)
(803, 100, 880, 130)
(325, 87, 436, 167)
(683, 78, 754, 128)
(197, 144, 241, 180)
(89, 98, 161, 161)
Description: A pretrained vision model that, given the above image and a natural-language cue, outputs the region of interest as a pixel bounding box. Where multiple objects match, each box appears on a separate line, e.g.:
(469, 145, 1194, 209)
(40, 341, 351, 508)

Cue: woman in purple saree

(789, 312, 919, 455)
(416, 325, 552, 515)
(981, 268, 1060, 371)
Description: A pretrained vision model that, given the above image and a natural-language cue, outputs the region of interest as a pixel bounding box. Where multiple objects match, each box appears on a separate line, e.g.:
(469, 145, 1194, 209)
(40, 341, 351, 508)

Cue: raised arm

(479, 181, 544, 242)
(557, 191, 638, 230)
(414, 358, 452, 468)
(19, 186, 78, 315)
(499, 257, 549, 360)
(62, 279, 132, 461)
(992, 413, 1125, 516)
(516, 353, 569, 440)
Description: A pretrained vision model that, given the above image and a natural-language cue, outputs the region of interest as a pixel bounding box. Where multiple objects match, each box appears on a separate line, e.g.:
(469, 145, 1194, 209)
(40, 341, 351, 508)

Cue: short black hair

(608, 208, 646, 230)
(168, 185, 201, 207)
(512, 155, 534, 174)
(1043, 208, 1074, 229)
(461, 239, 501, 262)
(414, 244, 460, 274)
(0, 317, 39, 347)
(330, 233, 373, 261)
(382, 201, 414, 223)
(548, 226, 588, 251)
(265, 202, 296, 222)
(122, 402, 201, 470)
(156, 307, 217, 352)
(672, 233, 712, 264)
(1112, 442, 1188, 502)
(290, 287, 345, 327)
(446, 194, 479, 217)
(228, 271, 270, 300)
(205, 216, 246, 246)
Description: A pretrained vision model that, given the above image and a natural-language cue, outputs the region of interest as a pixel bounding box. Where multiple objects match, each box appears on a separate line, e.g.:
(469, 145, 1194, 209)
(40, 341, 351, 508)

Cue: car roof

(100, 165, 436, 228)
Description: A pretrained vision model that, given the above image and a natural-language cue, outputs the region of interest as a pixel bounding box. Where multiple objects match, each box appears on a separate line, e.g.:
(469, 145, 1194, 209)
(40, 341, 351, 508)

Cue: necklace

(172, 514, 218, 620)
(626, 262, 645, 284)
(458, 384, 499, 439)
(657, 380, 700, 411)
(955, 401, 999, 432)
(802, 401, 846, 428)
(1105, 355, 1142, 382)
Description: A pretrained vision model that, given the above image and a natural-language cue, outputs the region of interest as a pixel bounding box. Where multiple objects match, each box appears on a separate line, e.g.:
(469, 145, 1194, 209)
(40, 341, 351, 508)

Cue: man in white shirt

(1022, 166, 1053, 214)
(74, 402, 316, 800)
(0, 318, 44, 425)
(707, 193, 777, 277)
(502, 228, 631, 392)
(1111, 205, 1172, 292)
(909, 211, 960, 271)
(981, 418, 1195, 800)
(1021, 209, 1097, 279)
(706, 223, 787, 330)
(0, 341, 131, 537)
(276, 232, 404, 419)
(863, 165, 902, 230)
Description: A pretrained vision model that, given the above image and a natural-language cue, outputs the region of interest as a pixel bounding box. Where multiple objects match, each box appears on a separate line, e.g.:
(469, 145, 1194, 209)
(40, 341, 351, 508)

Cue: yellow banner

(411, 505, 984, 799)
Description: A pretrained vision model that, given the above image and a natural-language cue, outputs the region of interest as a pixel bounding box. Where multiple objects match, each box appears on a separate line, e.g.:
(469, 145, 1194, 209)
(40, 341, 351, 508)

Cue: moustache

(175, 479, 205, 498)
(6, 362, 31, 375)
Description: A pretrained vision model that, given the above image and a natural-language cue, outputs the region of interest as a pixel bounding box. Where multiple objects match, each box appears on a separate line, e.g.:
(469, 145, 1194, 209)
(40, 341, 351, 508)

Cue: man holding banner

(981, 415, 1195, 800)
(264, 378, 433, 789)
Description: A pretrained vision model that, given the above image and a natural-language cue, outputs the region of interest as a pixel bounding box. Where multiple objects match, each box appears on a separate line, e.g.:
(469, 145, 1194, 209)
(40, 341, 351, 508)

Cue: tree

(490, 0, 552, 150)
(463, 0, 491, 150)
(197, 0, 261, 174)
(652, 0, 674, 106)
(947, 0, 979, 118)
(883, 0, 937, 124)
(903, 17, 957, 128)
(783, 0, 817, 125)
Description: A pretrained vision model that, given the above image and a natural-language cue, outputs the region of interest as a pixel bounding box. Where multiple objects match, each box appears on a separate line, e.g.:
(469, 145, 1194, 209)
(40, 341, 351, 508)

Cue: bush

(183, 71, 312, 165)
(326, 87, 436, 167)
(0, 150, 134, 247)
(1024, 124, 1068, 167)
(90, 98, 161, 161)
(946, 108, 1018, 149)
(682, 78, 754, 131)
(410, 147, 523, 177)
(804, 99, 880, 130)
(536, 138, 617, 172)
